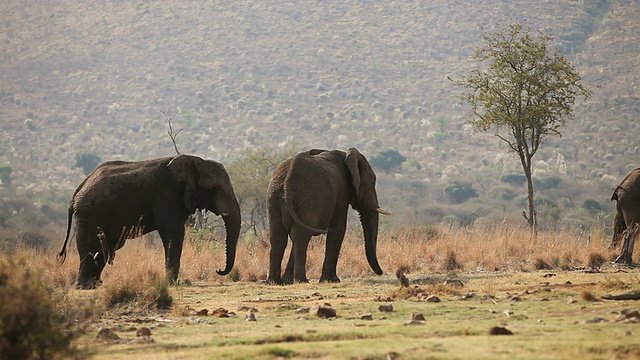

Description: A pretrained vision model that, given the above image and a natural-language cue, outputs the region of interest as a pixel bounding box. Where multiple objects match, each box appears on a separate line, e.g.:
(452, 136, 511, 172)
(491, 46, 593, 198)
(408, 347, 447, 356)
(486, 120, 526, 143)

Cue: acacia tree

(452, 22, 590, 235)
(226, 146, 298, 236)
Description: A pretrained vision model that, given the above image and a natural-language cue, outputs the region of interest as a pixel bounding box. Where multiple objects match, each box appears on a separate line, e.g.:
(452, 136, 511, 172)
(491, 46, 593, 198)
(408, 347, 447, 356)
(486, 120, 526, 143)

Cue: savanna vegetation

(1, 0, 640, 358)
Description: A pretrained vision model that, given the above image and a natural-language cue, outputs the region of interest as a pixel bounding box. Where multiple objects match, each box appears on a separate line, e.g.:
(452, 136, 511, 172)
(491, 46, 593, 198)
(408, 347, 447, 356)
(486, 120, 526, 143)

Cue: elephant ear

(345, 148, 363, 202)
(167, 155, 200, 214)
(308, 149, 327, 156)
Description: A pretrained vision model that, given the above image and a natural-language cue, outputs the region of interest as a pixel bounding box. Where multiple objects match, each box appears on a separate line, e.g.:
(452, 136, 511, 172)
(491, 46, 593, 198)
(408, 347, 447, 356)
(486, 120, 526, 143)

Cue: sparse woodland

(1, 1, 640, 358)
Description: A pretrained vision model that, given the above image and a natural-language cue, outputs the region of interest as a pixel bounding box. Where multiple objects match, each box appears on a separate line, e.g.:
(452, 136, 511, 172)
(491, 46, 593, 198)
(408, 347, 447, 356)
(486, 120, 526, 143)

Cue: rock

(585, 317, 609, 324)
(237, 305, 258, 312)
(279, 303, 300, 310)
(616, 310, 640, 323)
(503, 310, 514, 316)
(404, 320, 424, 326)
(360, 313, 373, 320)
(245, 312, 257, 322)
(378, 304, 394, 312)
(311, 304, 337, 318)
(426, 295, 441, 303)
(97, 328, 120, 341)
(211, 308, 232, 317)
(196, 309, 209, 316)
(489, 326, 513, 335)
(411, 313, 426, 321)
(542, 273, 556, 278)
(296, 307, 310, 313)
(443, 279, 464, 287)
(510, 295, 523, 302)
(136, 327, 152, 337)
(396, 269, 410, 287)
(566, 297, 578, 304)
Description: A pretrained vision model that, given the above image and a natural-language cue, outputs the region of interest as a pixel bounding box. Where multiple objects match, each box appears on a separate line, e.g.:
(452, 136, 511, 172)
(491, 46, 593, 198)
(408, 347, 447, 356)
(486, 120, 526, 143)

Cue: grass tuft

(0, 255, 74, 359)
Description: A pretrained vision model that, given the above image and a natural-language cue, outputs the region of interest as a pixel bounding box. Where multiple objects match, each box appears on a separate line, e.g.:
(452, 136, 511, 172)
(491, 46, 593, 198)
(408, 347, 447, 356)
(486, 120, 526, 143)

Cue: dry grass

(0, 222, 623, 290)
(51, 222, 624, 286)
(0, 223, 637, 359)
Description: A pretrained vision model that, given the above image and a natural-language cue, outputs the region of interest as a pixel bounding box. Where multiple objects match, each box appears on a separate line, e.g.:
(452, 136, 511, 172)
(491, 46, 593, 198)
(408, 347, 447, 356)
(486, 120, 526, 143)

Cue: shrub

(0, 257, 73, 359)
(533, 175, 562, 190)
(444, 180, 478, 204)
(73, 152, 102, 175)
(370, 149, 406, 174)
(500, 173, 526, 187)
(491, 186, 516, 201)
(0, 165, 12, 187)
(582, 199, 603, 213)
(103, 271, 173, 310)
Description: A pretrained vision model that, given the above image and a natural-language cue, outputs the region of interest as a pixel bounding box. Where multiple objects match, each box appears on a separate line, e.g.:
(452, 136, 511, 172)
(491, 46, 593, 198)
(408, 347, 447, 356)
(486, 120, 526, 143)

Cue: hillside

(1, 0, 639, 233)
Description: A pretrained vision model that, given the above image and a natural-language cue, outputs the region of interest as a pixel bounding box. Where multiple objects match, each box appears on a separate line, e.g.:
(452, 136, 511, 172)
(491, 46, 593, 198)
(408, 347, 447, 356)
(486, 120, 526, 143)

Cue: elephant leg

(76, 223, 105, 289)
(615, 224, 637, 265)
(266, 219, 288, 285)
(159, 224, 185, 284)
(291, 227, 312, 283)
(320, 220, 347, 283)
(282, 244, 294, 284)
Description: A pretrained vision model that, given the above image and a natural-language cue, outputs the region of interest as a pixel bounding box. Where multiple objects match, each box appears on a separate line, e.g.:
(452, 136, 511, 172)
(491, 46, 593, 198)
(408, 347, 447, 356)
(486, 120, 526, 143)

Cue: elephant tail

(285, 194, 328, 236)
(57, 205, 74, 265)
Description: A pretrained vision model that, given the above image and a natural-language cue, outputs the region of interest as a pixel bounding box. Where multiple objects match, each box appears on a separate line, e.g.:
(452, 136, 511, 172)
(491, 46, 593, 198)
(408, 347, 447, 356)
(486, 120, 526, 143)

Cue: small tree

(444, 180, 478, 204)
(0, 165, 12, 188)
(370, 149, 406, 174)
(74, 153, 102, 175)
(226, 146, 298, 235)
(451, 22, 590, 235)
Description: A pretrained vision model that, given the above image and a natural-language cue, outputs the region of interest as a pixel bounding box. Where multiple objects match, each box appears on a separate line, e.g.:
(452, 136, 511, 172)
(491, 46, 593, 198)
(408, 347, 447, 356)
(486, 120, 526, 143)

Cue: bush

(103, 272, 173, 310)
(533, 175, 562, 190)
(370, 149, 406, 174)
(582, 199, 603, 213)
(500, 173, 526, 187)
(491, 186, 516, 201)
(0, 165, 12, 187)
(444, 180, 478, 204)
(0, 257, 73, 359)
(73, 152, 102, 175)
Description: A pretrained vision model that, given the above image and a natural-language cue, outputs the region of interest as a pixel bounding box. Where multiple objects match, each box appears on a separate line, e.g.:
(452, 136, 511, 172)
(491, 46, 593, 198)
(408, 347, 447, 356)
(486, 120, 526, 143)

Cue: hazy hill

(1, 0, 638, 230)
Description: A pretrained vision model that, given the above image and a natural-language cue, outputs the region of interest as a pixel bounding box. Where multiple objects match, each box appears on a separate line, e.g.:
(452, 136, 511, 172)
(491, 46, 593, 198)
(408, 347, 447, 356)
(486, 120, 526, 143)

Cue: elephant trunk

(360, 211, 383, 275)
(216, 199, 241, 276)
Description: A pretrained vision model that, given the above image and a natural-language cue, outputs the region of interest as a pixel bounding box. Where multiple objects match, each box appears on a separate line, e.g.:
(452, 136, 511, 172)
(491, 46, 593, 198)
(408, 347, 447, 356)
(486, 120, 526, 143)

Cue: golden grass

(1, 223, 638, 360)
(21, 221, 624, 287)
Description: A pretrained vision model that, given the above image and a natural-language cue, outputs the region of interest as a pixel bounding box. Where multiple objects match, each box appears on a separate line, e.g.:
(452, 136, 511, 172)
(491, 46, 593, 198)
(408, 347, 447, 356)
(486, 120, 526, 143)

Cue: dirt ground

(82, 264, 640, 360)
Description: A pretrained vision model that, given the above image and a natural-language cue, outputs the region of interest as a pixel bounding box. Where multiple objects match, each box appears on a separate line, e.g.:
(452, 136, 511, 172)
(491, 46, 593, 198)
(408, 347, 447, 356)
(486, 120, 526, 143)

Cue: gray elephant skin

(611, 167, 640, 264)
(58, 154, 241, 289)
(265, 148, 390, 284)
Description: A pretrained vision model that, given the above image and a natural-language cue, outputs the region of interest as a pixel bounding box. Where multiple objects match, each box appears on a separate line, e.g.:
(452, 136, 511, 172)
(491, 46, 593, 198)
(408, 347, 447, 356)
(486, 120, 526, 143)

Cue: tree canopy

(370, 149, 407, 174)
(226, 145, 298, 235)
(452, 22, 591, 233)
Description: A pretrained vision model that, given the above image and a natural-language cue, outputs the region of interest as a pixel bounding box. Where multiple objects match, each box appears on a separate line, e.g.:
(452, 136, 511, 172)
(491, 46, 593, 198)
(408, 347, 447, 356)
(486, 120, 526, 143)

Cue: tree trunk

(519, 151, 537, 238)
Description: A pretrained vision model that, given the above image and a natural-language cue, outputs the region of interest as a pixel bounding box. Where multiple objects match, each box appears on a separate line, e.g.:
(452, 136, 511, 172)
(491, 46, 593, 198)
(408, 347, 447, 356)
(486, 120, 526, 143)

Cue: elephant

(610, 168, 640, 265)
(264, 148, 390, 285)
(57, 154, 241, 289)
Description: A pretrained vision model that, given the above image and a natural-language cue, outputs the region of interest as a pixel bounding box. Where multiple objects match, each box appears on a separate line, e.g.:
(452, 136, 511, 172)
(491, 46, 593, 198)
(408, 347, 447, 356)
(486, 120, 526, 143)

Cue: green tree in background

(370, 149, 406, 174)
(226, 146, 297, 235)
(74, 153, 102, 175)
(452, 22, 590, 235)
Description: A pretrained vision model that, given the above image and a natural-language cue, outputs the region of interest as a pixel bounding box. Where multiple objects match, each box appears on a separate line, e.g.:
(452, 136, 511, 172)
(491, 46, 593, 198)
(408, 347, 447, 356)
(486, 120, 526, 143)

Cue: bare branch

(161, 110, 182, 155)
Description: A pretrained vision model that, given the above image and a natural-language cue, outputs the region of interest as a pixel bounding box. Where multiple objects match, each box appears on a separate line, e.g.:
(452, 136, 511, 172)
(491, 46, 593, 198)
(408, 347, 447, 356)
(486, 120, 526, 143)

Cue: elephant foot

(614, 253, 633, 265)
(319, 275, 341, 283)
(263, 275, 284, 285)
(293, 276, 309, 284)
(281, 275, 294, 285)
(76, 278, 101, 290)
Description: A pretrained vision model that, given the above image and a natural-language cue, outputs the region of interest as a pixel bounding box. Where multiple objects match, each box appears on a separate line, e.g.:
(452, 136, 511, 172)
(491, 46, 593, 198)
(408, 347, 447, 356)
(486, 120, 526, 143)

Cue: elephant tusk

(220, 212, 229, 216)
(376, 208, 391, 215)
